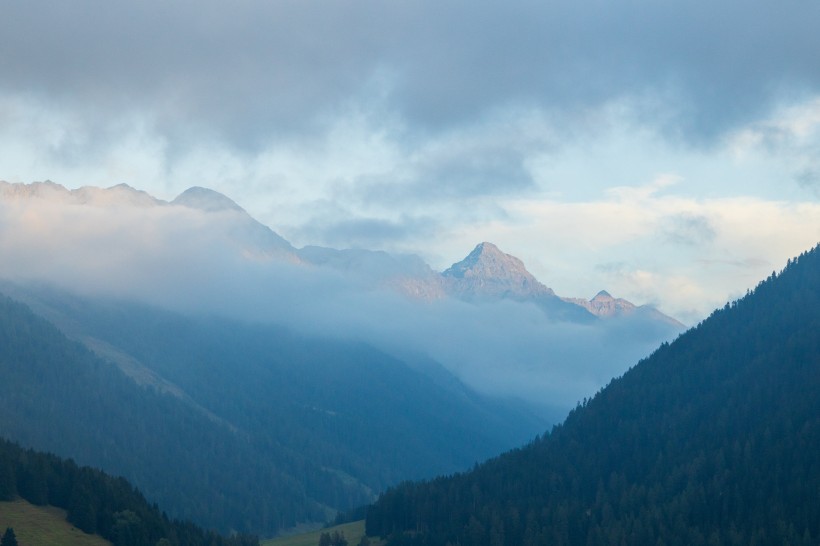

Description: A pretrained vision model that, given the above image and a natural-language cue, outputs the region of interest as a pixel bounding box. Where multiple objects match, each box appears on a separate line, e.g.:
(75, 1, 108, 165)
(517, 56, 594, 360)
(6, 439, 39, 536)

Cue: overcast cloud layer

(1, 0, 819, 323)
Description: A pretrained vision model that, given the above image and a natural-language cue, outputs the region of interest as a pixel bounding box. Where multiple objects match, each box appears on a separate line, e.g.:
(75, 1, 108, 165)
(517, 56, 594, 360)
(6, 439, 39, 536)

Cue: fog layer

(0, 190, 681, 408)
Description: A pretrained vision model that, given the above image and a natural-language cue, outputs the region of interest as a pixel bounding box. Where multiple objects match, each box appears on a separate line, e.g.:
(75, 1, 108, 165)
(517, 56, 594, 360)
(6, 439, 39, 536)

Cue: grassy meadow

(262, 520, 382, 546)
(0, 498, 111, 545)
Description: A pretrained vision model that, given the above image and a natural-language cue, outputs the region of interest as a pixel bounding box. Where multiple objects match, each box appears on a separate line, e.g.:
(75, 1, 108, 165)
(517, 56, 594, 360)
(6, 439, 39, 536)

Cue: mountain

(365, 244, 820, 545)
(442, 242, 555, 300)
(441, 242, 664, 325)
(172, 186, 300, 262)
(563, 290, 684, 327)
(0, 286, 546, 536)
(297, 241, 682, 328)
(563, 289, 627, 316)
(0, 180, 680, 324)
(172, 185, 248, 213)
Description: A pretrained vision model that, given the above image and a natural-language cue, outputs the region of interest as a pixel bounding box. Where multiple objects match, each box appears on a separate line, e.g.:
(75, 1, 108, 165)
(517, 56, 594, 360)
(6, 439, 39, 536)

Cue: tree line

(0, 437, 258, 546)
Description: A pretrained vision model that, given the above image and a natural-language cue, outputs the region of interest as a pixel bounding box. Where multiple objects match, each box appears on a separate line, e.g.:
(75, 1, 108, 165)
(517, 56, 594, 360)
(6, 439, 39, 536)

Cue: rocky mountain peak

(172, 186, 245, 213)
(442, 242, 555, 299)
(592, 290, 614, 301)
(443, 242, 526, 279)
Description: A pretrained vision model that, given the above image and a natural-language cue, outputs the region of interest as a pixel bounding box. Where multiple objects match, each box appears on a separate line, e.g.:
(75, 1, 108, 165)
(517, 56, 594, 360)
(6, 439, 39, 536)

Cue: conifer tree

(1, 527, 17, 546)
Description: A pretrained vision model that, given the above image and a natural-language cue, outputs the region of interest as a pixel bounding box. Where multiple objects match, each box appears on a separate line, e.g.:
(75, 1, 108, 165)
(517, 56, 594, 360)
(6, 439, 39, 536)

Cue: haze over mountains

(0, 180, 683, 408)
(0, 289, 547, 535)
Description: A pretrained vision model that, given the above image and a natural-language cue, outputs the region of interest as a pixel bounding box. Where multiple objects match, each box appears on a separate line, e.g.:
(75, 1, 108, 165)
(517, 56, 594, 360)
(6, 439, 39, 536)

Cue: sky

(2, 0, 820, 324)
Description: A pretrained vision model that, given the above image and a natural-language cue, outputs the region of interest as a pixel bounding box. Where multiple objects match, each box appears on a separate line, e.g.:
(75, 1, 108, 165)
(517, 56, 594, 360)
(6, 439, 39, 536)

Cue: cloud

(661, 213, 717, 246)
(795, 169, 820, 196)
(360, 139, 535, 205)
(292, 214, 439, 249)
(3, 0, 820, 155)
(3, 1, 820, 267)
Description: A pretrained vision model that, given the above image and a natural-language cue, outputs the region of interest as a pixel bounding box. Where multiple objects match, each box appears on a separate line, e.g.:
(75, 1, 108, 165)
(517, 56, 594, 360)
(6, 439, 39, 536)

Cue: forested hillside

(366, 244, 820, 545)
(0, 289, 544, 536)
(0, 293, 322, 533)
(0, 437, 257, 546)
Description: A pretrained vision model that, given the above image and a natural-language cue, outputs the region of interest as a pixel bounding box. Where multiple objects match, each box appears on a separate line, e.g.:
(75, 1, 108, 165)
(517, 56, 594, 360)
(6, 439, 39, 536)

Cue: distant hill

(0, 437, 257, 546)
(365, 244, 820, 545)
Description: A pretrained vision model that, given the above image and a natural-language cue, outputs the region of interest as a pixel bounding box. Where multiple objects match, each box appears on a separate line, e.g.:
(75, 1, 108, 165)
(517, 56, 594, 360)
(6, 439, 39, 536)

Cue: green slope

(0, 499, 111, 546)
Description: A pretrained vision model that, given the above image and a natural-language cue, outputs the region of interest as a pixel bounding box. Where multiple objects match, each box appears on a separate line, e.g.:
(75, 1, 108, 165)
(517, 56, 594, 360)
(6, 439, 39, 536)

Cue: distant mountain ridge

(563, 290, 685, 328)
(0, 180, 160, 207)
(0, 180, 681, 326)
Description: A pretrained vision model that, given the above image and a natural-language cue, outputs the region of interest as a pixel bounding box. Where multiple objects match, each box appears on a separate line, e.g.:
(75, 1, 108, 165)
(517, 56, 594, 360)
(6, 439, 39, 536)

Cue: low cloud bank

(0, 198, 680, 409)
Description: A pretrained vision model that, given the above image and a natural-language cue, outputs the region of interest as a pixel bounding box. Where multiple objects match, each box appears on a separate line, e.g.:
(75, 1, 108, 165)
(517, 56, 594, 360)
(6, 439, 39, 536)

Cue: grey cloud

(661, 213, 717, 246)
(291, 214, 439, 250)
(595, 261, 629, 275)
(696, 257, 771, 269)
(795, 169, 820, 196)
(2, 0, 819, 152)
(359, 142, 536, 207)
